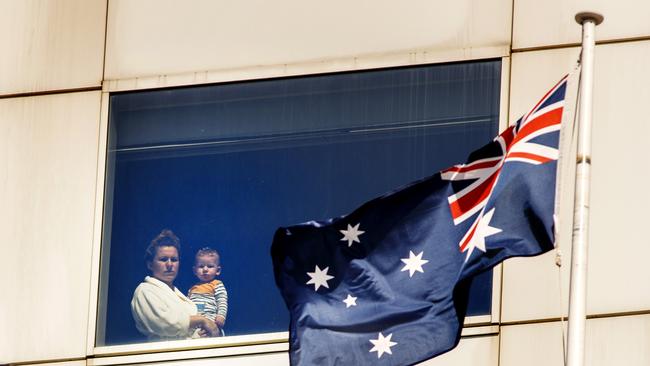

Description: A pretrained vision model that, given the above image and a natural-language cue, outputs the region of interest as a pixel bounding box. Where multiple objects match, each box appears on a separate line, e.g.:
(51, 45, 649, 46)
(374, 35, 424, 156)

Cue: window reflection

(97, 60, 501, 346)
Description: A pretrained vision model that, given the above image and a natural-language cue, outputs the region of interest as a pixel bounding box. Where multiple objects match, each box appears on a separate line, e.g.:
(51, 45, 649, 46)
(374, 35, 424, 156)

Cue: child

(188, 247, 228, 336)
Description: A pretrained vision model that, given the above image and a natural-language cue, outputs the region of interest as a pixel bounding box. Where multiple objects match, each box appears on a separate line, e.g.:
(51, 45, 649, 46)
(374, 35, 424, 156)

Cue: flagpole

(566, 11, 603, 366)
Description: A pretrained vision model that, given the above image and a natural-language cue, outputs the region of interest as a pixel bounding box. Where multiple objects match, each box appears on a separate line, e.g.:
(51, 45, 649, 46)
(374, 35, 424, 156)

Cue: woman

(131, 229, 218, 340)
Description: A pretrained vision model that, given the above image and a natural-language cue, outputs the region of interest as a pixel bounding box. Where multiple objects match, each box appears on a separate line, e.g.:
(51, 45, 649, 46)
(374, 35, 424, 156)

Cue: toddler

(188, 247, 228, 336)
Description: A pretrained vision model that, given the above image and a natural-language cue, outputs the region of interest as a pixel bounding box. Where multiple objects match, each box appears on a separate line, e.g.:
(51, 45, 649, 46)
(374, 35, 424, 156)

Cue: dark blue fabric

(271, 157, 555, 366)
(538, 81, 567, 111)
(271, 80, 566, 365)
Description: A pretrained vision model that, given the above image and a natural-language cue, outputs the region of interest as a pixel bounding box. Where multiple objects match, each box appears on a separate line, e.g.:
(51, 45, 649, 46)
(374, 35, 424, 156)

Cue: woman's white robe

(131, 276, 198, 340)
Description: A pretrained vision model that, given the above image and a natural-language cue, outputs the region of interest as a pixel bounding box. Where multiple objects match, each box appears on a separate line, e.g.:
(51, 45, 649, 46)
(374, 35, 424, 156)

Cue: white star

(340, 223, 365, 247)
(369, 332, 397, 358)
(400, 250, 429, 277)
(306, 265, 334, 291)
(342, 294, 358, 308)
(463, 207, 502, 260)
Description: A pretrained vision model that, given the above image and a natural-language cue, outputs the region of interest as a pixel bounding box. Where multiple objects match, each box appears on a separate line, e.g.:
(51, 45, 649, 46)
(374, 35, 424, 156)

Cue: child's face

(193, 254, 221, 283)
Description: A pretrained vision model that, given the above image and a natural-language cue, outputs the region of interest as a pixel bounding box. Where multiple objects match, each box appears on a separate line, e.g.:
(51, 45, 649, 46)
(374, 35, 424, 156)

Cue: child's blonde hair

(195, 247, 220, 263)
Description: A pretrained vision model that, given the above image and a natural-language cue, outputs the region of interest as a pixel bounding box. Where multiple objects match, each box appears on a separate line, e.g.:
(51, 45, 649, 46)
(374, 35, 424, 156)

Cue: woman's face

(148, 246, 179, 287)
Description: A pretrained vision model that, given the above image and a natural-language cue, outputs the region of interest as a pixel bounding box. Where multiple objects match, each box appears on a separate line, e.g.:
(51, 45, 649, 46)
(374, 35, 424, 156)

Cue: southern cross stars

(400, 250, 429, 277)
(369, 332, 397, 358)
(343, 294, 357, 308)
(340, 223, 365, 247)
(306, 265, 334, 291)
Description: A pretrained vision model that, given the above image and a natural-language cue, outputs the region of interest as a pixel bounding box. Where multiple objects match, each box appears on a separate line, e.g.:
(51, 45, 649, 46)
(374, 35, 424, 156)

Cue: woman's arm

(131, 284, 194, 338)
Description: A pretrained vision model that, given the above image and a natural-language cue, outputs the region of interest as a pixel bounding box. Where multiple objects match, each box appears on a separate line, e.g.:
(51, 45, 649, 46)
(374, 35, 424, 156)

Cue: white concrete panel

(587, 41, 650, 315)
(513, 0, 650, 49)
(100, 352, 289, 366)
(503, 42, 650, 322)
(585, 314, 650, 366)
(20, 361, 86, 366)
(501, 315, 650, 366)
(0, 0, 106, 95)
(105, 0, 511, 81)
(501, 251, 571, 322)
(0, 92, 102, 364)
(419, 335, 499, 366)
(500, 322, 565, 366)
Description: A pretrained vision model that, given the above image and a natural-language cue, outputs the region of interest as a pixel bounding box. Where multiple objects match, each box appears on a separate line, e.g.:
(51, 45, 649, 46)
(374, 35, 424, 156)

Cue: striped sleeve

(214, 282, 228, 321)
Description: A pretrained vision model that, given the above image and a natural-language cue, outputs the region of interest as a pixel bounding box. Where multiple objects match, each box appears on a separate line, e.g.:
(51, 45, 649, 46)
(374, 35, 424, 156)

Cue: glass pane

(97, 60, 501, 346)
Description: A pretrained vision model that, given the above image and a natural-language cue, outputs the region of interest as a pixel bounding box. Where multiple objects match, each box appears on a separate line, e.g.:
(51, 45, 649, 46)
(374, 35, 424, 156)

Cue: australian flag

(271, 76, 569, 365)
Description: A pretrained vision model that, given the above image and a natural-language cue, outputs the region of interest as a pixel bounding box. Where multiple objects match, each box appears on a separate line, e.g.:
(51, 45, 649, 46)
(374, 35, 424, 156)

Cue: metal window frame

(86, 51, 511, 362)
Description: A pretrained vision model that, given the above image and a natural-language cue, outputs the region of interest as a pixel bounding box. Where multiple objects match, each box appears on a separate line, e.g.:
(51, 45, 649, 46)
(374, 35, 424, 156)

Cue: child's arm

(214, 282, 228, 328)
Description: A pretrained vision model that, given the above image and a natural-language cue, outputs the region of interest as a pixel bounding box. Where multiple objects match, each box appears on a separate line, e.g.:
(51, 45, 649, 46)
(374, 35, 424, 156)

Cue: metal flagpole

(566, 11, 604, 366)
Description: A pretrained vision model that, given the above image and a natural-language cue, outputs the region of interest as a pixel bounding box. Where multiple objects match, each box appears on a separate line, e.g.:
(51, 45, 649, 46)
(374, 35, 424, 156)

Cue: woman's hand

(190, 315, 219, 337)
(200, 318, 219, 337)
(214, 315, 226, 329)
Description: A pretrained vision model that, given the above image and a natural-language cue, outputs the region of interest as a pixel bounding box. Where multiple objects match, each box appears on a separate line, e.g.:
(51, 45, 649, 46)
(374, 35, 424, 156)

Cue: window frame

(87, 55, 511, 359)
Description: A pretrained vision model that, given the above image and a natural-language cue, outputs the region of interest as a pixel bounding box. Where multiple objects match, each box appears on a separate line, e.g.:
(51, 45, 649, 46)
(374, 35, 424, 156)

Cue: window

(96, 60, 501, 347)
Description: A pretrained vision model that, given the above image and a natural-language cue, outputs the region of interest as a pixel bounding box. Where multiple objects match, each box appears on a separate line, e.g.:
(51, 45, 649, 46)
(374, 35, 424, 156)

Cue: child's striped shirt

(188, 279, 228, 324)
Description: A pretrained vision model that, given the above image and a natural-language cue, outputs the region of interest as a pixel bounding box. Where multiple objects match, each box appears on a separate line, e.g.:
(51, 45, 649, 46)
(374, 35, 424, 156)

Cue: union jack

(441, 76, 568, 259)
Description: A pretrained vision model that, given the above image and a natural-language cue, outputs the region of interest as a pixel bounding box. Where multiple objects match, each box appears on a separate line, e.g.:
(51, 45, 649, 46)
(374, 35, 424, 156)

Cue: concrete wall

(2, 0, 648, 364)
(502, 2, 650, 364)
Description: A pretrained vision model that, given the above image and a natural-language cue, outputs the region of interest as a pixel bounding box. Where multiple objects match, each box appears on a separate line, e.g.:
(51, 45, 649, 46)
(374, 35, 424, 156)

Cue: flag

(271, 76, 569, 365)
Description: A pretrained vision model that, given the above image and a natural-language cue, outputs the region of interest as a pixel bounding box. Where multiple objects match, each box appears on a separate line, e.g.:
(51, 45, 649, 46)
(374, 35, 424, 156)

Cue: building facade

(1, 1, 649, 365)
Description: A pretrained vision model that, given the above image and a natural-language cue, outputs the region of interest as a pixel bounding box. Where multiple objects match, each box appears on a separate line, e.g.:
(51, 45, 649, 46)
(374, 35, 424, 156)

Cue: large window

(96, 60, 501, 347)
